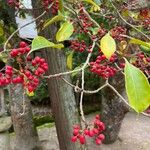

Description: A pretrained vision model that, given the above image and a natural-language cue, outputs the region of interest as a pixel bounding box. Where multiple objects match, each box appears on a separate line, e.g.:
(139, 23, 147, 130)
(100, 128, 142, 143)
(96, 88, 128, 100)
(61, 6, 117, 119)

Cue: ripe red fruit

(34, 56, 41, 63)
(95, 138, 102, 145)
(71, 136, 77, 142)
(95, 114, 100, 120)
(32, 60, 36, 66)
(10, 49, 19, 57)
(92, 128, 99, 135)
(73, 129, 79, 136)
(88, 130, 94, 137)
(28, 86, 34, 92)
(19, 41, 27, 48)
(25, 47, 31, 53)
(19, 48, 25, 54)
(79, 135, 86, 144)
(97, 134, 105, 141)
(37, 67, 45, 74)
(25, 71, 31, 78)
(84, 129, 89, 135)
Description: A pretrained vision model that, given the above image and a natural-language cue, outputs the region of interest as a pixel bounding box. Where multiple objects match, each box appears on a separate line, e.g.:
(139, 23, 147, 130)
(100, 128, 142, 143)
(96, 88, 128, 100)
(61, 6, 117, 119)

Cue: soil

(11, 112, 150, 150)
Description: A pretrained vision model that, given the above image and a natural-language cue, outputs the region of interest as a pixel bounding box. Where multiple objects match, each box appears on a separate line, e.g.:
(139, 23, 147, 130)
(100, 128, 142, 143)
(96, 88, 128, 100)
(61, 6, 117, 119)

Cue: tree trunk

(101, 74, 129, 144)
(10, 84, 41, 150)
(31, 3, 82, 150)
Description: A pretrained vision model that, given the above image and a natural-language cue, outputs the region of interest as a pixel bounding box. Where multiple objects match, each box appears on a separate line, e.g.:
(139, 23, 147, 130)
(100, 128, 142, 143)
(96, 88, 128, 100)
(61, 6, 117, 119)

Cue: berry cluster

(78, 7, 93, 33)
(132, 52, 150, 76)
(10, 41, 30, 57)
(42, 0, 59, 14)
(7, 0, 20, 8)
(71, 115, 105, 145)
(90, 53, 118, 79)
(70, 40, 87, 52)
(0, 41, 48, 93)
(110, 26, 127, 41)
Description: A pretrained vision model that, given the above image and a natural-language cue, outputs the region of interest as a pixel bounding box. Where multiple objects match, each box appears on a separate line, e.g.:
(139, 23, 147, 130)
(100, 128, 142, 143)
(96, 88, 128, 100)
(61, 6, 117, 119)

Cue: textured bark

(31, 3, 82, 150)
(101, 74, 129, 144)
(10, 84, 41, 150)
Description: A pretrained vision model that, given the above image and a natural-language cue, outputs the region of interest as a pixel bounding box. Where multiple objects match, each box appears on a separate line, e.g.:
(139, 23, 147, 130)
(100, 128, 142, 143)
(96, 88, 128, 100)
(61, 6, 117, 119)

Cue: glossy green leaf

(67, 51, 74, 70)
(56, 21, 74, 42)
(29, 36, 64, 55)
(100, 33, 116, 59)
(124, 59, 150, 113)
(42, 15, 64, 30)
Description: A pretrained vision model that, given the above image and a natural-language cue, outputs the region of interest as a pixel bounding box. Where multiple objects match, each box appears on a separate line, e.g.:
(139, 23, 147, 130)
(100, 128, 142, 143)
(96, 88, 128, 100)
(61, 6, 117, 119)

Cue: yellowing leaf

(67, 51, 74, 70)
(42, 15, 64, 30)
(124, 59, 150, 113)
(56, 21, 74, 42)
(100, 33, 116, 59)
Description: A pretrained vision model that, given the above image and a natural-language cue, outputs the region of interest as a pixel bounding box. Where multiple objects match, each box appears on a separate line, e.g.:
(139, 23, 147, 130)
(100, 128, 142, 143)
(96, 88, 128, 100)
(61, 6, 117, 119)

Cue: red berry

(79, 135, 86, 144)
(84, 129, 89, 135)
(71, 136, 77, 142)
(95, 138, 102, 145)
(97, 134, 105, 141)
(73, 129, 79, 136)
(95, 114, 100, 120)
(19, 41, 27, 48)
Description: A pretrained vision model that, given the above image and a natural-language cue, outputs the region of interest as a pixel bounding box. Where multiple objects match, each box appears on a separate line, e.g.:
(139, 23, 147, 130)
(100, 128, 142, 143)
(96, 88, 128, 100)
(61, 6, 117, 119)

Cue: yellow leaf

(100, 33, 116, 59)
(67, 51, 74, 70)
(56, 21, 74, 42)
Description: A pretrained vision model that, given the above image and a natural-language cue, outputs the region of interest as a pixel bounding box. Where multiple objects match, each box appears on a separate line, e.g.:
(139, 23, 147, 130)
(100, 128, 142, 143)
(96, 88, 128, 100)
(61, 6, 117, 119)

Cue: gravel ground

(38, 112, 150, 150)
(11, 112, 150, 150)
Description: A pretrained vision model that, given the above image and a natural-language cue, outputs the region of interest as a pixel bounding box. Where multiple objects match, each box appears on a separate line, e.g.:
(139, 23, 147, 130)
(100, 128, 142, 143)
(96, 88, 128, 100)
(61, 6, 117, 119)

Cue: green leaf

(124, 59, 150, 113)
(129, 38, 150, 49)
(29, 36, 64, 55)
(42, 15, 64, 30)
(67, 51, 74, 70)
(56, 21, 74, 42)
(100, 33, 116, 59)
